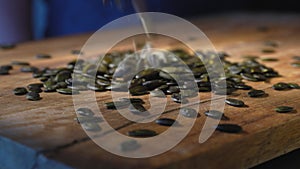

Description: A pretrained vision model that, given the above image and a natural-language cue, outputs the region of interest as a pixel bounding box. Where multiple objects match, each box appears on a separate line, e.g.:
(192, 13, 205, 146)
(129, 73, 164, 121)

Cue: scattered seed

(11, 61, 30, 66)
(121, 140, 140, 152)
(76, 108, 94, 116)
(273, 82, 290, 90)
(35, 54, 52, 59)
(155, 118, 176, 126)
(13, 87, 28, 95)
(82, 122, 101, 131)
(56, 88, 79, 95)
(288, 83, 300, 89)
(127, 129, 157, 138)
(216, 124, 242, 133)
(261, 58, 278, 62)
(205, 110, 228, 120)
(180, 108, 198, 118)
(291, 62, 300, 68)
(275, 106, 294, 113)
(225, 98, 245, 107)
(248, 90, 266, 97)
(261, 48, 275, 53)
(26, 92, 41, 101)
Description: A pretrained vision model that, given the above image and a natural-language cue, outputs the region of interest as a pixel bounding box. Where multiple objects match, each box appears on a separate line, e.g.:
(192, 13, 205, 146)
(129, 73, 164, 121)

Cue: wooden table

(0, 13, 300, 169)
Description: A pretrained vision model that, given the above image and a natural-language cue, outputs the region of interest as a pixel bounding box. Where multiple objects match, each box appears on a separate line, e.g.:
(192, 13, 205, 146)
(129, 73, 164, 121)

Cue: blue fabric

(46, 0, 135, 37)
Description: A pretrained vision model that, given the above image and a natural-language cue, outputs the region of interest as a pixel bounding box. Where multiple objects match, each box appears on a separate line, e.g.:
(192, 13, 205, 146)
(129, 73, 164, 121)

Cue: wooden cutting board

(0, 13, 300, 169)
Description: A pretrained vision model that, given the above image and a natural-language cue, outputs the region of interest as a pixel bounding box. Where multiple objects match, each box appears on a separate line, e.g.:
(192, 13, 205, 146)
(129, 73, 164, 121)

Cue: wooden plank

(0, 13, 300, 169)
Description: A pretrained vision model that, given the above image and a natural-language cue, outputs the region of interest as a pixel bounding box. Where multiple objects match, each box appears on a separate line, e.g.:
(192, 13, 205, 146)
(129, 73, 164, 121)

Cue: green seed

(275, 106, 294, 113)
(87, 83, 106, 91)
(248, 90, 266, 97)
(234, 83, 252, 90)
(155, 118, 176, 126)
(56, 88, 79, 95)
(11, 61, 30, 66)
(121, 140, 140, 152)
(261, 58, 278, 62)
(291, 62, 300, 68)
(0, 68, 9, 75)
(150, 90, 166, 97)
(180, 108, 198, 118)
(129, 85, 149, 96)
(13, 87, 28, 95)
(105, 101, 130, 109)
(35, 54, 52, 59)
(127, 129, 157, 138)
(20, 66, 39, 73)
(0, 65, 13, 71)
(261, 48, 275, 53)
(76, 108, 94, 116)
(216, 124, 242, 133)
(82, 122, 101, 131)
(225, 98, 245, 107)
(204, 110, 228, 120)
(240, 73, 258, 82)
(26, 92, 41, 101)
(74, 116, 102, 124)
(129, 103, 147, 114)
(273, 82, 290, 90)
(264, 41, 278, 47)
(118, 98, 145, 104)
(0, 43, 16, 49)
(288, 83, 300, 89)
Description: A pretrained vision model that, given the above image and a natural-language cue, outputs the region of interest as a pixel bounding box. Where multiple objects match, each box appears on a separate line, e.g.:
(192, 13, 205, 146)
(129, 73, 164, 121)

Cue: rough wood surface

(0, 13, 300, 169)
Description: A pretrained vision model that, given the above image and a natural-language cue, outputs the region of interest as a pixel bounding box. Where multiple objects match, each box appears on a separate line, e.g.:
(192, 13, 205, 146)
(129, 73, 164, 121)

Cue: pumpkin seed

(261, 58, 278, 62)
(20, 66, 39, 73)
(11, 61, 30, 66)
(35, 54, 52, 59)
(275, 106, 294, 113)
(216, 124, 242, 133)
(150, 90, 166, 97)
(264, 41, 278, 47)
(129, 85, 149, 96)
(127, 129, 157, 137)
(155, 118, 176, 126)
(261, 48, 275, 53)
(180, 108, 198, 118)
(13, 87, 28, 95)
(205, 110, 228, 120)
(121, 140, 140, 152)
(234, 83, 252, 90)
(0, 68, 9, 75)
(288, 83, 300, 89)
(240, 73, 258, 82)
(171, 93, 188, 104)
(71, 49, 83, 55)
(26, 92, 41, 101)
(0, 43, 16, 49)
(248, 90, 266, 97)
(167, 86, 180, 94)
(105, 101, 130, 109)
(225, 98, 245, 107)
(56, 88, 79, 95)
(87, 83, 106, 91)
(129, 103, 147, 114)
(291, 62, 300, 68)
(76, 108, 94, 116)
(82, 122, 101, 131)
(273, 82, 290, 90)
(0, 65, 13, 71)
(74, 116, 102, 124)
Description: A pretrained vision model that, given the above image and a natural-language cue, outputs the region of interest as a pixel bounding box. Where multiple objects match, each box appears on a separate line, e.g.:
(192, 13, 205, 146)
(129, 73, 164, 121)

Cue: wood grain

(0, 13, 300, 169)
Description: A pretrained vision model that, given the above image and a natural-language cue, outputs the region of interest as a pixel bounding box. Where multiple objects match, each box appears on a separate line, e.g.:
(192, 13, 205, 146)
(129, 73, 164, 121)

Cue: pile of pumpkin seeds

(2, 47, 298, 145)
